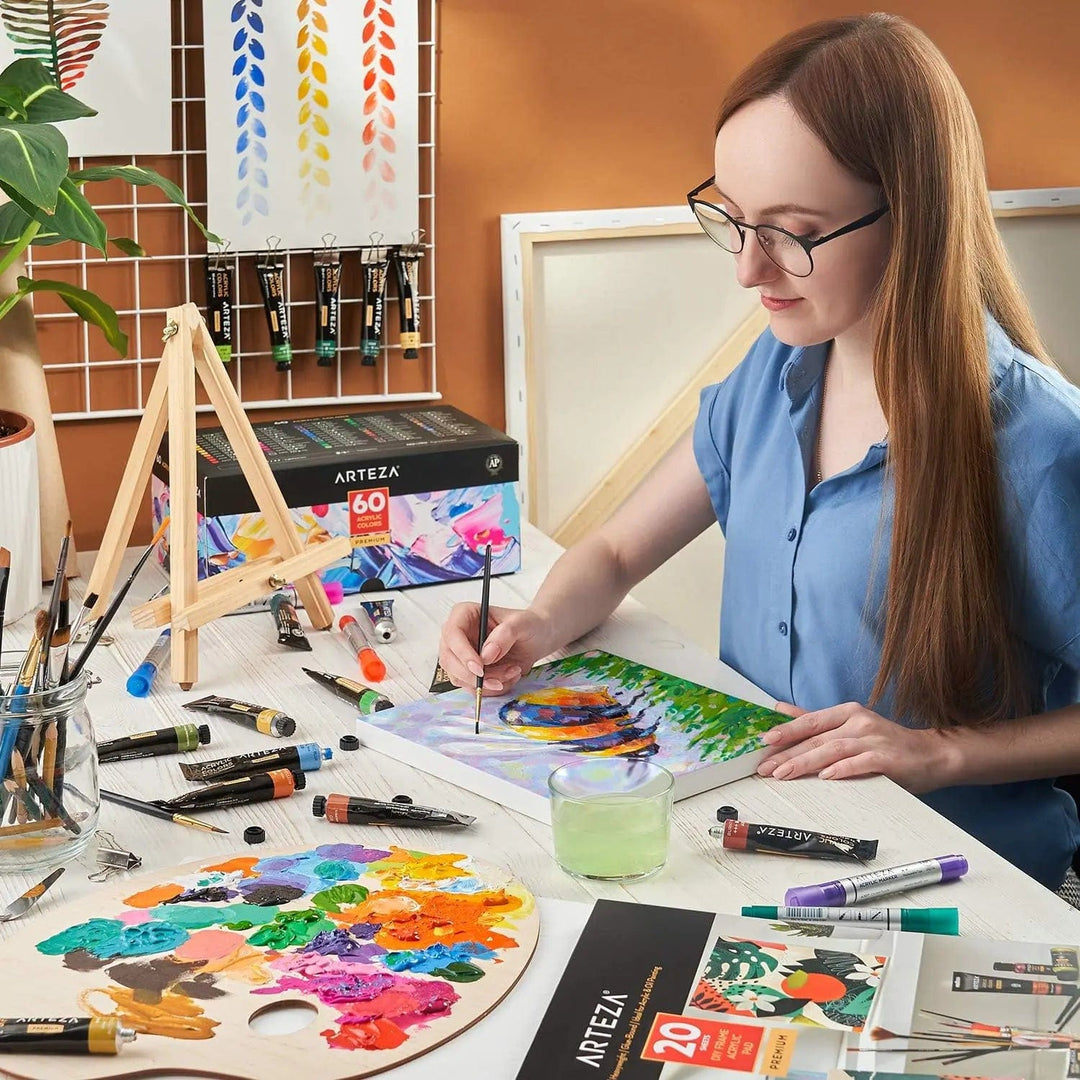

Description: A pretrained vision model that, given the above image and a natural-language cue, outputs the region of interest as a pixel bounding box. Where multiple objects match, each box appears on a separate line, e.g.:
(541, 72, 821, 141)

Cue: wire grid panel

(29, 0, 439, 422)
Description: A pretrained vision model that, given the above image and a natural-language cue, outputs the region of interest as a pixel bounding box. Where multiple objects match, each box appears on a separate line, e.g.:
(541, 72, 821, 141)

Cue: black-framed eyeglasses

(687, 176, 889, 278)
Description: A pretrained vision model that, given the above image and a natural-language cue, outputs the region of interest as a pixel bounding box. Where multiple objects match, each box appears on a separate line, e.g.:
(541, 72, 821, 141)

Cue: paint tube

(952, 971, 1076, 997)
(301, 666, 394, 713)
(158, 767, 305, 812)
(994, 948, 1080, 982)
(359, 598, 397, 643)
(339, 615, 386, 681)
(270, 592, 311, 651)
(393, 244, 422, 358)
(203, 257, 234, 362)
(98, 722, 211, 763)
(255, 251, 292, 371)
(182, 695, 297, 738)
(708, 818, 878, 862)
(125, 628, 171, 697)
(0, 1017, 137, 1054)
(180, 742, 331, 783)
(313, 246, 341, 367)
(312, 792, 475, 828)
(359, 245, 390, 366)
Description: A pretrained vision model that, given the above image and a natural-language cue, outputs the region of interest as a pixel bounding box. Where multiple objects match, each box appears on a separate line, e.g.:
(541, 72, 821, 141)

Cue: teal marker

(742, 905, 958, 936)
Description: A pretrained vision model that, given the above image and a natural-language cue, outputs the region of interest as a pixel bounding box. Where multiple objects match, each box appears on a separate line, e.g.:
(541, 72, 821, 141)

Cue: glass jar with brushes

(0, 654, 99, 872)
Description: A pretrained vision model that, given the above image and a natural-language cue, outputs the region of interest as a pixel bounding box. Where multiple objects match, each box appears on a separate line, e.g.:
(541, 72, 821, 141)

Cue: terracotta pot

(0, 409, 41, 624)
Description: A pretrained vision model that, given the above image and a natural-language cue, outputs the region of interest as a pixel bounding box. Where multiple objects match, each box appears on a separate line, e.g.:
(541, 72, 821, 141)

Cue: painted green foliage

(541, 651, 788, 761)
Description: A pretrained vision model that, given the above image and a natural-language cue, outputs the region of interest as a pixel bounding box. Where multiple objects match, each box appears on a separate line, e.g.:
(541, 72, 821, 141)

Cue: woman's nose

(734, 235, 782, 290)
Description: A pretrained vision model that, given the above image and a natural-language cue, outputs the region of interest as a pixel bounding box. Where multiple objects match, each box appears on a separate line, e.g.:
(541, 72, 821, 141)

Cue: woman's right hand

(438, 602, 552, 695)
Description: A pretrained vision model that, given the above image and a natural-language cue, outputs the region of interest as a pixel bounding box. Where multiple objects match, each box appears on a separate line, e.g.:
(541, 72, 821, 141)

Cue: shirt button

(786, 528, 797, 541)
(778, 622, 788, 636)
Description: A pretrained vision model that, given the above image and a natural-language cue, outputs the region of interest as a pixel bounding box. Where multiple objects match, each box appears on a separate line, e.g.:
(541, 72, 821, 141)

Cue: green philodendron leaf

(52, 176, 107, 253)
(0, 120, 67, 211)
(11, 276, 127, 355)
(71, 164, 222, 245)
(0, 85, 25, 120)
(110, 236, 144, 257)
(0, 59, 95, 123)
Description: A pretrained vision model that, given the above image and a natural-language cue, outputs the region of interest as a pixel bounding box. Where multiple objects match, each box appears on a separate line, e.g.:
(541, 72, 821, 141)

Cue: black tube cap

(244, 825, 265, 845)
(392, 794, 413, 805)
(374, 699, 395, 712)
(311, 795, 327, 818)
(197, 724, 211, 745)
(716, 805, 739, 822)
(292, 770, 307, 791)
(339, 734, 360, 751)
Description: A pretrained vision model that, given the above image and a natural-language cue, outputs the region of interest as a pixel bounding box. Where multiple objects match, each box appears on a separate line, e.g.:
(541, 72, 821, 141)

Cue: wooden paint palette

(0, 843, 539, 1079)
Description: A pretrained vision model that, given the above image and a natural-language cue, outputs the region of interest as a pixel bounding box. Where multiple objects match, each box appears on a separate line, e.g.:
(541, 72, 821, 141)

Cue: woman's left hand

(757, 701, 955, 794)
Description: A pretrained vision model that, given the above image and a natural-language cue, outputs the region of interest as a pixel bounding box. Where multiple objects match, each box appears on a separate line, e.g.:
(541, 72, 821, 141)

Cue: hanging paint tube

(125, 628, 171, 697)
(359, 598, 397, 643)
(314, 236, 341, 367)
(203, 249, 234, 362)
(270, 591, 311, 652)
(393, 235, 424, 359)
(359, 239, 390, 367)
(256, 238, 292, 371)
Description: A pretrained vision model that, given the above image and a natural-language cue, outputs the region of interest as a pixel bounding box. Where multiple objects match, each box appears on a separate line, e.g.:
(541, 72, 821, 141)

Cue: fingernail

(820, 767, 835, 779)
(481, 644, 499, 663)
(773, 763, 793, 779)
(466, 661, 483, 678)
(483, 678, 503, 692)
(757, 761, 775, 776)
(763, 730, 780, 743)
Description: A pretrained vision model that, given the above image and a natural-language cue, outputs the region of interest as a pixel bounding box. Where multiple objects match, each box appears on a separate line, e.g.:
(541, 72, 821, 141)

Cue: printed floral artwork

(691, 937, 888, 1032)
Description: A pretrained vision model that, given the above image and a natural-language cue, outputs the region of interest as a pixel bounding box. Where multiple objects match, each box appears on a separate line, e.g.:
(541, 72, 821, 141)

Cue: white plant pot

(0, 410, 41, 625)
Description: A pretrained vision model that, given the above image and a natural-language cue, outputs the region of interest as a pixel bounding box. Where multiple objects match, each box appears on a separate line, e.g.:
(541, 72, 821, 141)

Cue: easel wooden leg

(165, 307, 200, 689)
(84, 356, 171, 620)
(187, 306, 334, 629)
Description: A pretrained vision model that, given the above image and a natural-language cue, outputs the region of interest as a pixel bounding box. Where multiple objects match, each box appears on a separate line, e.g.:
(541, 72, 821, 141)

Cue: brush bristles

(0, 547, 9, 569)
(50, 627, 70, 648)
(59, 579, 69, 600)
(33, 610, 48, 639)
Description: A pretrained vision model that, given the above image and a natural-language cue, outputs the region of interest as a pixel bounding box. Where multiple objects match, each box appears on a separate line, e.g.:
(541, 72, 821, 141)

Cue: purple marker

(784, 854, 968, 907)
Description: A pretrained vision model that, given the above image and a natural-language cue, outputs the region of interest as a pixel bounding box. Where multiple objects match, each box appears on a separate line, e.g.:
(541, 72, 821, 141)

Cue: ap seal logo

(485, 453, 503, 475)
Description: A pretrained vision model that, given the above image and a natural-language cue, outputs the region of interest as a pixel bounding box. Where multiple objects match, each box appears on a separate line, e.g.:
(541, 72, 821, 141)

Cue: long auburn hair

(716, 13, 1047, 727)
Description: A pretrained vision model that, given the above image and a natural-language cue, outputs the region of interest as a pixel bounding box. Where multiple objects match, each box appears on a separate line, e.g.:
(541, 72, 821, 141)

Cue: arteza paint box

(150, 405, 521, 592)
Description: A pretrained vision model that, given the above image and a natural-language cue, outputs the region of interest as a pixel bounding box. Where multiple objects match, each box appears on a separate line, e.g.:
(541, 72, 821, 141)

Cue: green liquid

(552, 793, 670, 880)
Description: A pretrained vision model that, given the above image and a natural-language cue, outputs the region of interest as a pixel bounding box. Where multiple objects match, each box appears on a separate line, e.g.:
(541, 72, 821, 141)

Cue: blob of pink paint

(116, 909, 152, 926)
(174, 929, 247, 962)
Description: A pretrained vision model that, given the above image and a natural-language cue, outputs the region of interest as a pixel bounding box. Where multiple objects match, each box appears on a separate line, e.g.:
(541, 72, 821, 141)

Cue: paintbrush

(67, 518, 169, 683)
(0, 547, 9, 695)
(37, 521, 71, 692)
(100, 788, 228, 834)
(474, 542, 493, 735)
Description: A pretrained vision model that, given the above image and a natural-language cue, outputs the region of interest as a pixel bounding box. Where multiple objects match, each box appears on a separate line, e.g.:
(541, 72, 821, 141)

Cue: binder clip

(88, 831, 142, 882)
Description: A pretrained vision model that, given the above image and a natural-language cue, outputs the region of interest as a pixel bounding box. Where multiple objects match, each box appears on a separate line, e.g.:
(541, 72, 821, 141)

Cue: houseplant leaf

(0, 58, 96, 123)
(0, 275, 126, 354)
(71, 164, 223, 245)
(52, 175, 106, 252)
(0, 84, 25, 120)
(109, 235, 143, 257)
(0, 119, 66, 211)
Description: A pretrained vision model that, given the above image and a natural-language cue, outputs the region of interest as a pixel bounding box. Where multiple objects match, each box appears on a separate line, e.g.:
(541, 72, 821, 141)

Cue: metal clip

(162, 319, 179, 343)
(88, 831, 142, 882)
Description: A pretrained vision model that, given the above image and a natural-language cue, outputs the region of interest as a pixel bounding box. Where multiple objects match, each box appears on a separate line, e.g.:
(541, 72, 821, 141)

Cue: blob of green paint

(311, 884, 369, 913)
(149, 902, 279, 930)
(248, 908, 335, 949)
(311, 860, 355, 882)
(38, 919, 188, 960)
(431, 961, 485, 983)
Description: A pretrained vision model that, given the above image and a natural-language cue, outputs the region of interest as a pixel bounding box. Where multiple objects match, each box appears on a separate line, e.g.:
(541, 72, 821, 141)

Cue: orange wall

(60, 1, 1080, 551)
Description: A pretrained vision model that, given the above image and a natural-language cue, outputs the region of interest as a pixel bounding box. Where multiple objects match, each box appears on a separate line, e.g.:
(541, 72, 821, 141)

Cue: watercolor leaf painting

(18, 845, 538, 1074)
(355, 650, 790, 820)
(0, 0, 109, 92)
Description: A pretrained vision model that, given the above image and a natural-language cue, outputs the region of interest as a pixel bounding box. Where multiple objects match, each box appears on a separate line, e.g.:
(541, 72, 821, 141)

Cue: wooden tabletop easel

(84, 302, 350, 689)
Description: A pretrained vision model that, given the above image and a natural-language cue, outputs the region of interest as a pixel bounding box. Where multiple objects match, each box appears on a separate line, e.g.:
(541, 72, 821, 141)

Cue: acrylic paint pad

(0, 844, 539, 1080)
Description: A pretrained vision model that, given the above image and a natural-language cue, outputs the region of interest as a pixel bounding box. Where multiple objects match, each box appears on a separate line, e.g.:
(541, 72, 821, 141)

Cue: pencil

(474, 542, 492, 735)
(0, 547, 9, 694)
(100, 787, 229, 834)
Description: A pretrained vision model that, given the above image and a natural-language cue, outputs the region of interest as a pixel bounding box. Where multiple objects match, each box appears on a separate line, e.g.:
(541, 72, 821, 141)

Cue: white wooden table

(1, 522, 1077, 1076)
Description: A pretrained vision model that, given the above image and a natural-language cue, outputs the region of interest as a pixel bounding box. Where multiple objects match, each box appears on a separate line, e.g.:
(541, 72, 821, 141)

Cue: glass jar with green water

(548, 758, 674, 881)
(0, 658, 99, 872)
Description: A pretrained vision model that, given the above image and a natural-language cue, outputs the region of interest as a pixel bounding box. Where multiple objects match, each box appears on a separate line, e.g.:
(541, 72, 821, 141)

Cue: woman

(439, 14, 1080, 891)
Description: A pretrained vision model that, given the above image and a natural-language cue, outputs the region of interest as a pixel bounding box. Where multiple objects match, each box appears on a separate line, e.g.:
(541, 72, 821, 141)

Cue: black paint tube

(270, 592, 311, 651)
(203, 258, 234, 362)
(0, 1017, 136, 1054)
(313, 792, 475, 828)
(393, 245, 422, 359)
(182, 695, 296, 737)
(158, 767, 304, 811)
(255, 255, 292, 371)
(314, 248, 341, 367)
(709, 818, 878, 862)
(98, 722, 211, 763)
(359, 246, 390, 367)
(180, 742, 331, 783)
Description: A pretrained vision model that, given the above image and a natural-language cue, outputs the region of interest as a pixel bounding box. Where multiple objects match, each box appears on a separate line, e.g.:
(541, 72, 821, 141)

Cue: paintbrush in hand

(0, 547, 9, 694)
(474, 543, 493, 735)
(67, 518, 169, 683)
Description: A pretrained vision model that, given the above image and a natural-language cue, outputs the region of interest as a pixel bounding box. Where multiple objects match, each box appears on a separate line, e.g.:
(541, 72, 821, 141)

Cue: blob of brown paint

(123, 882, 185, 909)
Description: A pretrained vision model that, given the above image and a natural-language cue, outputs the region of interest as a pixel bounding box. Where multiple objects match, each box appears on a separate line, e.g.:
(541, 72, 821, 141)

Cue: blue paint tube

(359, 598, 397, 643)
(126, 629, 171, 697)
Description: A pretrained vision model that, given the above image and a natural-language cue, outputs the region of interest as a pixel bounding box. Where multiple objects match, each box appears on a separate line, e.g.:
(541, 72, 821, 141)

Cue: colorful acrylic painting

(0, 845, 538, 1079)
(202, 0, 420, 250)
(355, 650, 790, 821)
(0, 0, 172, 156)
(690, 937, 888, 1033)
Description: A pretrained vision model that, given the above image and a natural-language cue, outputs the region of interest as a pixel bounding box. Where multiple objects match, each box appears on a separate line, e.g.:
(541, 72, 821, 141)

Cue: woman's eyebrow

(716, 190, 827, 219)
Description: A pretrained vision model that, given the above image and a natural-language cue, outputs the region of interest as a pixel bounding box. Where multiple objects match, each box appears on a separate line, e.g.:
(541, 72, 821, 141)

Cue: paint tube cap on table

(339, 734, 360, 752)
(296, 743, 334, 771)
(244, 825, 265, 845)
(716, 805, 739, 822)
